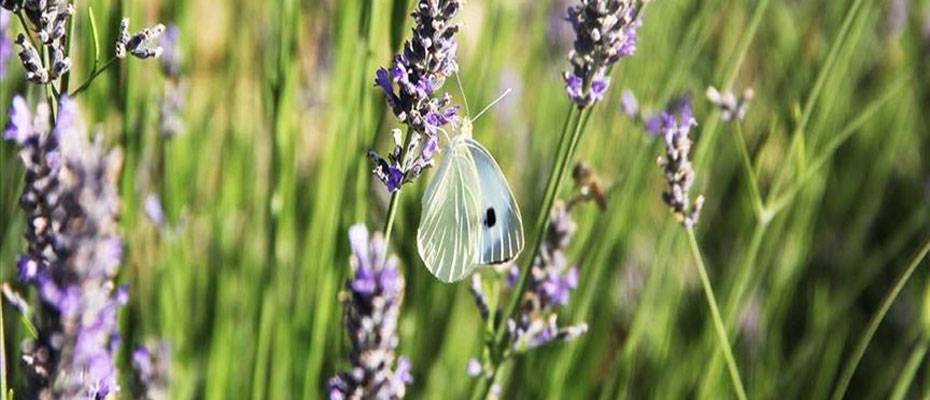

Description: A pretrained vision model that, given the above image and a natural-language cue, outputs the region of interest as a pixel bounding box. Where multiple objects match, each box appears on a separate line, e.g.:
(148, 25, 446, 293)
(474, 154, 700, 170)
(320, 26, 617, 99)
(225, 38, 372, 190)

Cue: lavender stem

(686, 228, 748, 400)
(69, 56, 118, 97)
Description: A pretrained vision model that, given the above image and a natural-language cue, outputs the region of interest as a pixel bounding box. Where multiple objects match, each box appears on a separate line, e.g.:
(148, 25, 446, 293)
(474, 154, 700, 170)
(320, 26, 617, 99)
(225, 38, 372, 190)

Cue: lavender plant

(472, 2, 647, 398)
(563, 0, 643, 108)
(1, 0, 165, 98)
(0, 10, 11, 79)
(369, 0, 461, 241)
(328, 224, 412, 399)
(158, 25, 184, 139)
(131, 343, 171, 400)
(706, 86, 754, 123)
(5, 96, 127, 399)
(653, 95, 704, 228)
(2, 3, 168, 397)
(651, 95, 746, 399)
(468, 168, 602, 395)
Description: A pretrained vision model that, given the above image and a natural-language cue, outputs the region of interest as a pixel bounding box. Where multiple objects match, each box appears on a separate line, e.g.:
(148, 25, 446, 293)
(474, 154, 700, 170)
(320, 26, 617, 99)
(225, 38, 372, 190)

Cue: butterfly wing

(416, 141, 483, 283)
(465, 138, 525, 265)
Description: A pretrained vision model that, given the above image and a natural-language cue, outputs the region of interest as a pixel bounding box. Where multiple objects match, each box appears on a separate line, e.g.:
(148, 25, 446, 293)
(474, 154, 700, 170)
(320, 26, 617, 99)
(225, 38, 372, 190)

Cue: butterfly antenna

(473, 88, 512, 121)
(455, 70, 471, 117)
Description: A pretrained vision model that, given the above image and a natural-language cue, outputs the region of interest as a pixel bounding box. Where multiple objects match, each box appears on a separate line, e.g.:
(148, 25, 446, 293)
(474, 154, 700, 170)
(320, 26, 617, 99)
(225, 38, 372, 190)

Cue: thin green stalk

(831, 235, 930, 400)
(686, 228, 748, 400)
(70, 57, 119, 97)
(767, 78, 905, 215)
(889, 334, 929, 400)
(733, 123, 765, 220)
(798, 0, 865, 132)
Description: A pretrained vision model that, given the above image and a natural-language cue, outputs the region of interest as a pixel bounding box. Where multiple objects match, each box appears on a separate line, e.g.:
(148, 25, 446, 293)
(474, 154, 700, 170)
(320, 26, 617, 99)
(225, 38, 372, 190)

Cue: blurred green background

(2, 0, 930, 398)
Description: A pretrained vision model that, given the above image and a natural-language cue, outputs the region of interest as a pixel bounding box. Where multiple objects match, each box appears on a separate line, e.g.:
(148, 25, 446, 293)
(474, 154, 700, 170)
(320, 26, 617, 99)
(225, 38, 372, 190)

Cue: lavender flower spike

(507, 201, 587, 352)
(1, 10, 12, 79)
(564, 0, 644, 108)
(5, 96, 128, 398)
(329, 224, 411, 399)
(131, 343, 171, 400)
(706, 86, 754, 122)
(370, 0, 461, 192)
(116, 18, 165, 60)
(655, 96, 704, 228)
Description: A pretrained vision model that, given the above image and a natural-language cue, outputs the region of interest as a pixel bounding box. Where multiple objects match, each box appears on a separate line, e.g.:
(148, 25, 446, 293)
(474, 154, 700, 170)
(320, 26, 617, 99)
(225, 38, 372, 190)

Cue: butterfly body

(416, 118, 525, 283)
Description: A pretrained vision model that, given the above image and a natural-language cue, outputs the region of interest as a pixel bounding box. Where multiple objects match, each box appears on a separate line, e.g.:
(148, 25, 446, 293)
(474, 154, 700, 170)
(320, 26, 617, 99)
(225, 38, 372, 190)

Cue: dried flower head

(5, 96, 127, 398)
(653, 95, 704, 228)
(6, 0, 74, 85)
(15, 33, 48, 83)
(328, 224, 411, 399)
(706, 86, 754, 122)
(370, 0, 461, 192)
(116, 18, 165, 60)
(563, 0, 643, 108)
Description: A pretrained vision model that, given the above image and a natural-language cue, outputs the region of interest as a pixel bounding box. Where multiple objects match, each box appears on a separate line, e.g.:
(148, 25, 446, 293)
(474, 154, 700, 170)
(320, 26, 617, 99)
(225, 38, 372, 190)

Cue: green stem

(767, 78, 905, 216)
(687, 228, 748, 400)
(831, 235, 930, 400)
(889, 334, 929, 400)
(733, 123, 765, 220)
(382, 189, 402, 244)
(382, 127, 413, 245)
(69, 57, 119, 98)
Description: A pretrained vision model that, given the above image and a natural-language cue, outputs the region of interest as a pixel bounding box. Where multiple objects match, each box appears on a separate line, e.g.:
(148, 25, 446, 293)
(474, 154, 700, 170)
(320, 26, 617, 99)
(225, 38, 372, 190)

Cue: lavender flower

(5, 96, 127, 399)
(328, 224, 411, 399)
(131, 343, 171, 400)
(144, 194, 165, 227)
(883, 0, 908, 40)
(159, 24, 181, 78)
(507, 201, 588, 351)
(468, 200, 589, 358)
(369, 0, 461, 192)
(654, 96, 704, 228)
(620, 89, 638, 118)
(5, 0, 73, 84)
(706, 86, 754, 122)
(1, 10, 11, 78)
(157, 24, 185, 138)
(158, 80, 185, 138)
(563, 0, 643, 108)
(466, 358, 483, 377)
(115, 18, 165, 60)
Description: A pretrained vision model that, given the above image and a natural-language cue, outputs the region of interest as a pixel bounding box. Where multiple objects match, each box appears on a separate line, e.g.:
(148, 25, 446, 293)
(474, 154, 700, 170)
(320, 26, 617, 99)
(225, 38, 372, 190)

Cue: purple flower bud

(4, 95, 32, 144)
(466, 358, 482, 377)
(620, 89, 638, 118)
(144, 194, 166, 227)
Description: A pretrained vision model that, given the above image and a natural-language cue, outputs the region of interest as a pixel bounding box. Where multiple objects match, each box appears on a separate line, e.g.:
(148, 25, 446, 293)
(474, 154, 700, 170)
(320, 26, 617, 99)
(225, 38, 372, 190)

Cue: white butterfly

(416, 117, 525, 283)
